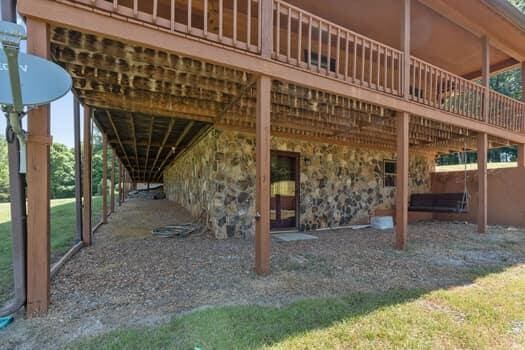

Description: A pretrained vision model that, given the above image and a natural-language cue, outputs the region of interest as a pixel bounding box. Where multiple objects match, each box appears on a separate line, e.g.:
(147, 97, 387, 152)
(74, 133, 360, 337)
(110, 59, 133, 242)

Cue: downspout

(0, 0, 28, 317)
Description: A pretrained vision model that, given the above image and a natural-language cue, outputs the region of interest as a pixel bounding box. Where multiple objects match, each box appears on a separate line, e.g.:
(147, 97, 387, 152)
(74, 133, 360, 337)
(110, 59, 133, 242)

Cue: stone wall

(164, 129, 435, 238)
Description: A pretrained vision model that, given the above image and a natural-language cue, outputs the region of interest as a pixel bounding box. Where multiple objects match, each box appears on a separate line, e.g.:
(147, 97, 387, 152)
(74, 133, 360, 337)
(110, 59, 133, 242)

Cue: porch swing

(408, 147, 470, 214)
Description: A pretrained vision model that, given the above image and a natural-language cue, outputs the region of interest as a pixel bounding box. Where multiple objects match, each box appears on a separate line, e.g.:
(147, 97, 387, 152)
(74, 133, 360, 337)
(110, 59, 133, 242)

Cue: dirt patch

(1, 199, 525, 349)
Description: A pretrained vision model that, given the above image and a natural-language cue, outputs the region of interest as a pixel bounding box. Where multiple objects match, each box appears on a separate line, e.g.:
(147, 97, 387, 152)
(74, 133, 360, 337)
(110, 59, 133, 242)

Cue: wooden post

(101, 133, 108, 224)
(26, 19, 51, 317)
(478, 133, 488, 233)
(255, 75, 271, 275)
(395, 112, 410, 250)
(82, 107, 92, 245)
(110, 149, 116, 213)
(518, 144, 525, 168)
(482, 36, 490, 122)
(118, 162, 123, 206)
(401, 0, 411, 99)
(73, 97, 83, 242)
(260, 0, 273, 58)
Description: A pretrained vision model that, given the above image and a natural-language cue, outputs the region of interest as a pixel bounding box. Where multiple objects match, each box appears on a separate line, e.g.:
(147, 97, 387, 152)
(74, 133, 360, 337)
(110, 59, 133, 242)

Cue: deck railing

(56, 0, 525, 134)
(67, 0, 261, 53)
(273, 0, 403, 96)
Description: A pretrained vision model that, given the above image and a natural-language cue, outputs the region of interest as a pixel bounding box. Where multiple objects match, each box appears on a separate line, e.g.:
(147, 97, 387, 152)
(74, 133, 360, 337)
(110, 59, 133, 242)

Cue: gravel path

(2, 199, 525, 349)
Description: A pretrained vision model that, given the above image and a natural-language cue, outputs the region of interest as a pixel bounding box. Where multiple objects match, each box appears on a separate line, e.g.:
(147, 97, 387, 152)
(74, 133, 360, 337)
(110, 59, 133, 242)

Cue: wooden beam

(144, 117, 155, 181)
(149, 118, 176, 180)
(26, 18, 51, 317)
(129, 113, 140, 170)
(106, 110, 133, 170)
(255, 75, 271, 275)
(82, 106, 93, 245)
(102, 133, 108, 224)
(154, 121, 195, 179)
(110, 148, 116, 213)
(395, 111, 410, 250)
(482, 36, 490, 123)
(402, 0, 411, 99)
(477, 132, 488, 233)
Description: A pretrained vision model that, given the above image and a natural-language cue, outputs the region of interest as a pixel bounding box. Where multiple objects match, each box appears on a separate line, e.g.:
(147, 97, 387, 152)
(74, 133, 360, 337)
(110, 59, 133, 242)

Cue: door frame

(270, 150, 301, 231)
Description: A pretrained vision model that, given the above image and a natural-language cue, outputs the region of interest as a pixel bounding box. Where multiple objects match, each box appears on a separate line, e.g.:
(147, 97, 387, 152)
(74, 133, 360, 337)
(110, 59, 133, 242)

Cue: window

(383, 160, 396, 187)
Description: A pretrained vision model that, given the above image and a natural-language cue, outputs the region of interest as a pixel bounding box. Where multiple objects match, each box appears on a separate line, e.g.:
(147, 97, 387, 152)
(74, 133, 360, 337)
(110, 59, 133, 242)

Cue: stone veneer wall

(164, 129, 435, 239)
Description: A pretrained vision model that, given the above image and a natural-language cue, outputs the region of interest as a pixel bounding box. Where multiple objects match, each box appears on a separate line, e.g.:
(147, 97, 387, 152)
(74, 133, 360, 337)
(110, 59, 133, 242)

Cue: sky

(1, 8, 77, 147)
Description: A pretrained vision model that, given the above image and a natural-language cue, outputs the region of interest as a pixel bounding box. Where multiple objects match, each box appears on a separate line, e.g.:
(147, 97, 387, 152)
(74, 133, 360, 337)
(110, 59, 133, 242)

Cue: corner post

(82, 107, 92, 245)
(395, 112, 410, 250)
(118, 162, 123, 206)
(255, 75, 271, 275)
(101, 133, 108, 224)
(401, 0, 411, 99)
(26, 18, 51, 317)
(518, 144, 525, 168)
(518, 62, 525, 166)
(482, 36, 490, 123)
(477, 133, 488, 233)
(110, 149, 116, 213)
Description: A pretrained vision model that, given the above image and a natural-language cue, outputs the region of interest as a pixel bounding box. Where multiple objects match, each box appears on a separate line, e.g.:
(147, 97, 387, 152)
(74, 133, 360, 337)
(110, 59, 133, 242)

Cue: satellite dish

(0, 50, 72, 107)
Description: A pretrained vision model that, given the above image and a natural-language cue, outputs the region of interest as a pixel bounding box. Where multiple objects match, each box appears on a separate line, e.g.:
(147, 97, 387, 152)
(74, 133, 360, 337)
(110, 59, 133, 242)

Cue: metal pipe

(0, 0, 27, 318)
(73, 97, 82, 242)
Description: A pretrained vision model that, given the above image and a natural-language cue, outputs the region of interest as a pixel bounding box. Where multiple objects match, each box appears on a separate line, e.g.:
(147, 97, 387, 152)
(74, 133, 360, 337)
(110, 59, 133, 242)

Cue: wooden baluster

(417, 61, 422, 102)
(219, 0, 223, 41)
(188, 0, 192, 33)
(336, 28, 341, 76)
(133, 0, 138, 17)
(276, 1, 280, 56)
(377, 47, 381, 90)
(233, 0, 238, 44)
(170, 0, 175, 31)
(411, 59, 416, 100)
(308, 15, 312, 69)
(423, 64, 428, 104)
(297, 11, 302, 65)
(327, 24, 331, 74)
(152, 0, 158, 21)
(318, 20, 322, 72)
(204, 0, 208, 37)
(369, 42, 373, 86)
(246, 0, 251, 47)
(392, 52, 396, 93)
(384, 48, 388, 92)
(286, 7, 291, 62)
(361, 39, 365, 84)
(344, 31, 349, 80)
(113, 0, 118, 10)
(353, 35, 357, 83)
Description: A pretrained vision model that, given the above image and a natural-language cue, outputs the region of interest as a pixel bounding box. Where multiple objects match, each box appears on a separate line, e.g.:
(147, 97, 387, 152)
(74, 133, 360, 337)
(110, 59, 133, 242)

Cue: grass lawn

(69, 265, 525, 350)
(0, 196, 102, 303)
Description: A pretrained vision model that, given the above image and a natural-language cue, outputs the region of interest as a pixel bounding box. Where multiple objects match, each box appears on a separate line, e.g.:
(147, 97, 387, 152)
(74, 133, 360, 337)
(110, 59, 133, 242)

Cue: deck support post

(26, 19, 51, 317)
(255, 75, 271, 275)
(401, 0, 411, 99)
(110, 149, 116, 213)
(118, 162, 123, 206)
(395, 112, 410, 250)
(518, 144, 525, 168)
(101, 133, 108, 224)
(482, 36, 490, 122)
(477, 133, 488, 233)
(73, 97, 83, 242)
(82, 106, 92, 245)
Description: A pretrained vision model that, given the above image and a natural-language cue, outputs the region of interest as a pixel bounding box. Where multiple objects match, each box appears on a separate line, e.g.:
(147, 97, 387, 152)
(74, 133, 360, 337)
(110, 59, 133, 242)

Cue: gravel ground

(2, 199, 525, 349)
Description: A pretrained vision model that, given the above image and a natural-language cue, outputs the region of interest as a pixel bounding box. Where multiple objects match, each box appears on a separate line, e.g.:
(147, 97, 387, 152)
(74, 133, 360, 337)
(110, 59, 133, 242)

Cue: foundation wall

(165, 129, 435, 238)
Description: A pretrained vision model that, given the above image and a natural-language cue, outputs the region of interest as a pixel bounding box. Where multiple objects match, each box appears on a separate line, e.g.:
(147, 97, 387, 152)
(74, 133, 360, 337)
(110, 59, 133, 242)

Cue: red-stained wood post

(255, 75, 271, 275)
(518, 144, 525, 168)
(260, 0, 273, 58)
(110, 149, 116, 213)
(26, 19, 51, 317)
(101, 133, 108, 224)
(118, 161, 123, 206)
(519, 62, 525, 168)
(82, 107, 92, 245)
(478, 133, 488, 233)
(401, 0, 411, 99)
(395, 112, 410, 250)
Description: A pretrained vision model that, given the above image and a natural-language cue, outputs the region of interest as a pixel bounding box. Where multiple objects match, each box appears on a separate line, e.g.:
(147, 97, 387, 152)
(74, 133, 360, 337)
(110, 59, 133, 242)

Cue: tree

(50, 143, 76, 198)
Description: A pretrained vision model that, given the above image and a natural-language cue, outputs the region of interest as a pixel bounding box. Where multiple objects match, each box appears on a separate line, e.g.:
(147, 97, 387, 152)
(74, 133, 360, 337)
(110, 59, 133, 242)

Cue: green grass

(0, 196, 102, 303)
(69, 265, 525, 350)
